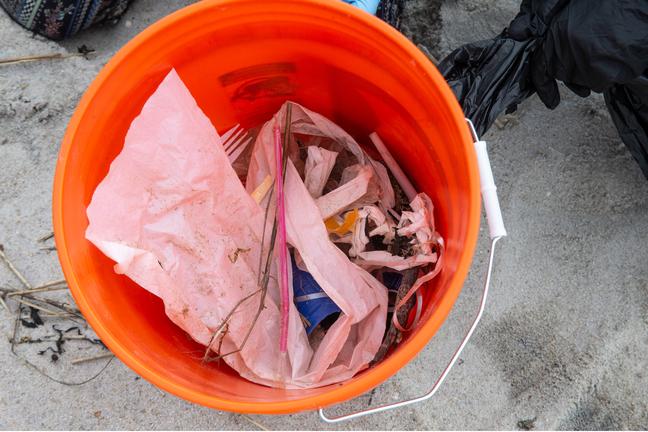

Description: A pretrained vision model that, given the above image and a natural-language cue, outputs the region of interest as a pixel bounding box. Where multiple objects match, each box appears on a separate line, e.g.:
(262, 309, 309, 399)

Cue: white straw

(369, 132, 417, 202)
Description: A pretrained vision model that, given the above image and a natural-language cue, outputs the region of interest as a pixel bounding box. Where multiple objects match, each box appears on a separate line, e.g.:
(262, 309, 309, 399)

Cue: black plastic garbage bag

(0, 0, 134, 40)
(439, 0, 648, 179)
(605, 78, 648, 178)
(439, 35, 537, 138)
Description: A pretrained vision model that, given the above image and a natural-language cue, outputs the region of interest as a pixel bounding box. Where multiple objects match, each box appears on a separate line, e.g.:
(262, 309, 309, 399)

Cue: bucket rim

(53, 0, 480, 414)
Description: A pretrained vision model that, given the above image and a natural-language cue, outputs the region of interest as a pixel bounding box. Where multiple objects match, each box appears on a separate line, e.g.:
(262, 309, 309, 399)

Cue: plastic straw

(369, 132, 417, 202)
(274, 121, 290, 353)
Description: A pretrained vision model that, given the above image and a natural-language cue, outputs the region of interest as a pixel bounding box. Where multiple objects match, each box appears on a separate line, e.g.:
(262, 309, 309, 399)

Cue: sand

(1, 0, 647, 429)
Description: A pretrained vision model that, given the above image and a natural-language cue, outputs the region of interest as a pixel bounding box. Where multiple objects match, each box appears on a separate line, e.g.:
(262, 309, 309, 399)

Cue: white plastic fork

(220, 124, 253, 163)
(222, 123, 272, 203)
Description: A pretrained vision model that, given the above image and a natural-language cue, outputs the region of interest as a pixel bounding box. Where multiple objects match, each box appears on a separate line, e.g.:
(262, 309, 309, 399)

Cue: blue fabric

(292, 255, 341, 334)
(342, 0, 379, 15)
(381, 271, 403, 292)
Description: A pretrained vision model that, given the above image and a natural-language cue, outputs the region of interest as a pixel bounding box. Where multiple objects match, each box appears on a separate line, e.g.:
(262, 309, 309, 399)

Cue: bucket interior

(54, 0, 479, 413)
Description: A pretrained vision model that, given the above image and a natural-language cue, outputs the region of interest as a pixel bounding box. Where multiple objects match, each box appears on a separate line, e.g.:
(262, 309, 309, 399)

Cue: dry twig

(0, 52, 84, 66)
(8, 285, 67, 296)
(34, 279, 66, 289)
(37, 232, 55, 243)
(7, 279, 67, 297)
(3, 292, 83, 320)
(14, 298, 71, 317)
(202, 288, 262, 362)
(71, 353, 115, 365)
(0, 246, 31, 353)
(1, 279, 67, 295)
(241, 415, 270, 431)
(0, 247, 32, 289)
(205, 106, 295, 362)
(19, 295, 81, 317)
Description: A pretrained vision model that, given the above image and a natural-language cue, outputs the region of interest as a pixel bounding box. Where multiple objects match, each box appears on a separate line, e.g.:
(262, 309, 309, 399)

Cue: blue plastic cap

(292, 255, 341, 334)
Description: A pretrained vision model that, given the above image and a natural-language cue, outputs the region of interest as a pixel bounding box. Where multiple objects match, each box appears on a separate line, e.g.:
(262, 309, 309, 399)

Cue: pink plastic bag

(86, 70, 387, 388)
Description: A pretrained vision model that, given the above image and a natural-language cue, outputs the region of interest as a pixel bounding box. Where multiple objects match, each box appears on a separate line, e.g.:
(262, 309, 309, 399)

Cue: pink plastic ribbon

(274, 121, 290, 353)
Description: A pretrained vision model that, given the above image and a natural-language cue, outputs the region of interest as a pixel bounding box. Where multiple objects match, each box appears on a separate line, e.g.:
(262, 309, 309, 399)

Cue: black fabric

(439, 0, 648, 179)
(377, 0, 405, 28)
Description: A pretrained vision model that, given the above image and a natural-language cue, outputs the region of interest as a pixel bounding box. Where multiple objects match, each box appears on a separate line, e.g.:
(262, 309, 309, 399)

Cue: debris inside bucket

(85, 69, 444, 388)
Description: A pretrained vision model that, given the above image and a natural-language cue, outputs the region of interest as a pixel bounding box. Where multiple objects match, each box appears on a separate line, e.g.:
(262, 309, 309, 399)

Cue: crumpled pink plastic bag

(86, 70, 387, 388)
(350, 194, 441, 271)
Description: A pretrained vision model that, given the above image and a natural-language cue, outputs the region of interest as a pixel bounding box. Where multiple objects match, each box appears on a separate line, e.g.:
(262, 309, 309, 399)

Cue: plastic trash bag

(439, 0, 648, 179)
(604, 79, 648, 178)
(86, 70, 388, 389)
(245, 103, 395, 216)
(304, 147, 338, 198)
(439, 35, 537, 138)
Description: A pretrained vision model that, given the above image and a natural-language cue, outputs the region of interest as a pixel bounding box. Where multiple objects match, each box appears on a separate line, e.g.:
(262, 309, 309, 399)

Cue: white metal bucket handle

(319, 119, 507, 423)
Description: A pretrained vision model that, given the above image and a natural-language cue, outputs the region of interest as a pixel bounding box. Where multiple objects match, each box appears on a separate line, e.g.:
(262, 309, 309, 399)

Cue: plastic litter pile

(86, 70, 443, 388)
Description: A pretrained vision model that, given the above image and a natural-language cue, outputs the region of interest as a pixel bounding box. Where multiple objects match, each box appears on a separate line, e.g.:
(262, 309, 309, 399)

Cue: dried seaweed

(1, 242, 112, 386)
(36, 326, 104, 357)
(20, 307, 44, 328)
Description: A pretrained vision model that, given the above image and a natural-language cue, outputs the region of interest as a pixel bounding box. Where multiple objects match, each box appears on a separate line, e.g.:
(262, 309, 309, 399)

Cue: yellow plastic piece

(251, 175, 273, 204)
(325, 208, 359, 235)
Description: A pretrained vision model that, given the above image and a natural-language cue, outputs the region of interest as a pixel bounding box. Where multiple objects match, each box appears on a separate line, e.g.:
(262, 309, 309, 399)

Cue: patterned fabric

(0, 0, 133, 40)
(1, 0, 402, 41)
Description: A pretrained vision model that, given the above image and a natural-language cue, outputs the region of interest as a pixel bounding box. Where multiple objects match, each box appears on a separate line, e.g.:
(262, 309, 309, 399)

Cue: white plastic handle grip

(474, 139, 507, 239)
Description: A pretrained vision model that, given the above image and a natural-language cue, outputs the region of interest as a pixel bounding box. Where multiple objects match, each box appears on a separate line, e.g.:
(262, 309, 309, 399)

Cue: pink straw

(274, 121, 290, 353)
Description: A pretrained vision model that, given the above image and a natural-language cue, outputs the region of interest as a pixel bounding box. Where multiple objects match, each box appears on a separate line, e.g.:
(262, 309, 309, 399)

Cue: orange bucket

(53, 0, 480, 414)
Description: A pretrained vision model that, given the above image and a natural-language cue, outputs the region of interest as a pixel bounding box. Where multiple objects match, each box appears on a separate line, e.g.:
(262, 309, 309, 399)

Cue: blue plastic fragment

(341, 0, 380, 15)
(292, 255, 341, 334)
